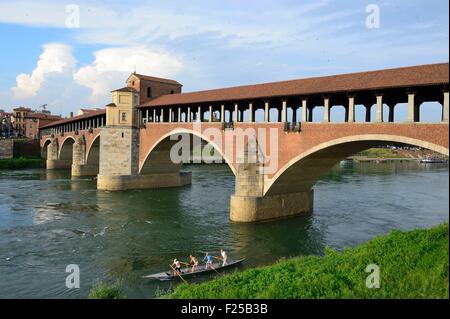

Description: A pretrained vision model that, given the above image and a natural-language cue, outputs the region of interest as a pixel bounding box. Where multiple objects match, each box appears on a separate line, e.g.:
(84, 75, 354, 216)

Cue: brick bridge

(40, 63, 449, 222)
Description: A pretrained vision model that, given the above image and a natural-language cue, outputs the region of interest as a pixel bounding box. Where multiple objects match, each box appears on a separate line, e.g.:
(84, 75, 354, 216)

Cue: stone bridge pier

(72, 136, 99, 177)
(230, 141, 313, 222)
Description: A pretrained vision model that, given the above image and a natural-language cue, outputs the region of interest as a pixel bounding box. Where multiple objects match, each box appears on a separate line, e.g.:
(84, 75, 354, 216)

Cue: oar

(169, 264, 188, 284)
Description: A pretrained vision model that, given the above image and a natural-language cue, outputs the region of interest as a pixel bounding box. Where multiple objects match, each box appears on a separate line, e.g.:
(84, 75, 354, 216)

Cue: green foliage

(88, 282, 125, 299)
(169, 223, 449, 299)
(0, 156, 44, 169)
(357, 148, 403, 158)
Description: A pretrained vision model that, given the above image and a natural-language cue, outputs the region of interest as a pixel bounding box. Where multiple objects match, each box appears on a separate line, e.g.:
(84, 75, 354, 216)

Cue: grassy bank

(0, 156, 44, 169)
(355, 148, 404, 159)
(169, 223, 449, 299)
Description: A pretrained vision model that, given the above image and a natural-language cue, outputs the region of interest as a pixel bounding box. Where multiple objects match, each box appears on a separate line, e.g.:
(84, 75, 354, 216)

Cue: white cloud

(10, 43, 184, 113)
(12, 43, 76, 99)
(74, 47, 183, 103)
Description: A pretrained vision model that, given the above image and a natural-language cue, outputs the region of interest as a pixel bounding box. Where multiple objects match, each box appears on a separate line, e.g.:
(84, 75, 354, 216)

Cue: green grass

(169, 223, 449, 299)
(356, 148, 403, 158)
(88, 282, 125, 299)
(0, 156, 44, 169)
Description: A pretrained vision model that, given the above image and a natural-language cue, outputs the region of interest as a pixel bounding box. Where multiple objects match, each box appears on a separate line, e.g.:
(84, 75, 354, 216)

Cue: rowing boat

(142, 259, 245, 281)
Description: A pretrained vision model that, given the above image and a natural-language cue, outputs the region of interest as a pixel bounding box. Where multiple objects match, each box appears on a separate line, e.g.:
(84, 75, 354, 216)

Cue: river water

(0, 162, 448, 298)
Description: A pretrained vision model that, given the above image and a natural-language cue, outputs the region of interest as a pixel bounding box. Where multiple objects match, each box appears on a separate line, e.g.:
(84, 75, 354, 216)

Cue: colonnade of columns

(141, 90, 449, 125)
(40, 115, 106, 137)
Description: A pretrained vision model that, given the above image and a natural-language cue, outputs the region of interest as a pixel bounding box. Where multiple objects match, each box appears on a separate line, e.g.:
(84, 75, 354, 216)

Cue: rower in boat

(189, 255, 199, 273)
(220, 249, 227, 266)
(203, 252, 214, 270)
(171, 258, 183, 275)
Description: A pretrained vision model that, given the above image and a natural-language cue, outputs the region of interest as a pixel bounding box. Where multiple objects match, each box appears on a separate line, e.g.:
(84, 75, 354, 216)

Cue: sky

(0, 0, 448, 120)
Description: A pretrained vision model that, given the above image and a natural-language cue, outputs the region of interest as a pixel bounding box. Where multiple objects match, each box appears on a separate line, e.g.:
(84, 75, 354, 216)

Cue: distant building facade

(12, 107, 32, 136)
(24, 112, 62, 139)
(0, 109, 14, 138)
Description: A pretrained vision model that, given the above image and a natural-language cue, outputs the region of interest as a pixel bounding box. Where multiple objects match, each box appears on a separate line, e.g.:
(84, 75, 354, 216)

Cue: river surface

(0, 161, 448, 298)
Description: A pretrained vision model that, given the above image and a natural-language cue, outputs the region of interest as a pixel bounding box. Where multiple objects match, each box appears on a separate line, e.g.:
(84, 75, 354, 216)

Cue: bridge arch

(264, 134, 449, 196)
(139, 128, 236, 175)
(86, 134, 100, 166)
(59, 136, 76, 161)
(41, 138, 52, 159)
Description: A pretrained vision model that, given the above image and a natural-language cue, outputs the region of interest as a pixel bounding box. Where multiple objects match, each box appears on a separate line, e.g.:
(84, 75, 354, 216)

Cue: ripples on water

(0, 162, 448, 298)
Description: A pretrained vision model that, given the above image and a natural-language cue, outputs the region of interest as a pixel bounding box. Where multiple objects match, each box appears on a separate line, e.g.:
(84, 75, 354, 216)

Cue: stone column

(248, 102, 253, 122)
(388, 104, 395, 122)
(209, 105, 213, 122)
(168, 108, 172, 123)
(264, 101, 269, 122)
(221, 104, 225, 122)
(442, 91, 449, 122)
(281, 100, 287, 122)
(407, 92, 419, 122)
(348, 96, 355, 122)
(323, 97, 330, 122)
(234, 103, 238, 122)
(375, 95, 383, 122)
(187, 107, 191, 122)
(178, 107, 181, 122)
(72, 135, 98, 177)
(46, 138, 59, 169)
(365, 104, 372, 122)
(308, 106, 314, 122)
(153, 109, 156, 122)
(301, 99, 307, 122)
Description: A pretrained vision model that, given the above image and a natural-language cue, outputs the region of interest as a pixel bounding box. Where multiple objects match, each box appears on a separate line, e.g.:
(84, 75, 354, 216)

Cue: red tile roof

(40, 109, 105, 128)
(140, 63, 449, 107)
(13, 107, 32, 111)
(111, 87, 138, 93)
(130, 73, 182, 86)
(25, 113, 61, 120)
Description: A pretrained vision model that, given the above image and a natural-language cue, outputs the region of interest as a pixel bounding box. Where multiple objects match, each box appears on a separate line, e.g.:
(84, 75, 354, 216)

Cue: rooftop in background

(25, 113, 61, 120)
(129, 73, 182, 86)
(111, 87, 138, 93)
(140, 62, 449, 108)
(77, 108, 104, 116)
(40, 108, 105, 129)
(13, 107, 32, 112)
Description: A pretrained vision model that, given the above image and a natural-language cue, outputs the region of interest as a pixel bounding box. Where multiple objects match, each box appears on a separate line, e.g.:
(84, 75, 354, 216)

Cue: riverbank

(0, 156, 44, 169)
(169, 223, 449, 299)
(351, 147, 448, 162)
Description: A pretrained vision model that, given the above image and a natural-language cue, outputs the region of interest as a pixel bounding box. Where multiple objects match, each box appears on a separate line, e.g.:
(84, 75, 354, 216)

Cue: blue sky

(0, 0, 448, 120)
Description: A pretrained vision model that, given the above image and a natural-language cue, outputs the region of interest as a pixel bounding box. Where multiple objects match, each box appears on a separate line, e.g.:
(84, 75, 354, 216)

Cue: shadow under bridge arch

(264, 134, 449, 197)
(139, 129, 236, 176)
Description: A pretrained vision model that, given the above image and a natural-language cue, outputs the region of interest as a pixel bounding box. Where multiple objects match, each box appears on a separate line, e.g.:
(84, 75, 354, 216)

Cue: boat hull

(143, 259, 245, 281)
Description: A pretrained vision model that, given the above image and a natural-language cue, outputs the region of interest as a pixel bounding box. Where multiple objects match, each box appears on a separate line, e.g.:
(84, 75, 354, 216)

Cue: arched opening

(330, 105, 346, 122)
(312, 106, 324, 122)
(265, 135, 449, 197)
(354, 104, 367, 122)
(140, 130, 235, 176)
(393, 103, 408, 122)
(420, 102, 443, 122)
(41, 139, 51, 159)
(86, 135, 100, 174)
(58, 137, 75, 169)
(269, 108, 279, 122)
(254, 108, 265, 122)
